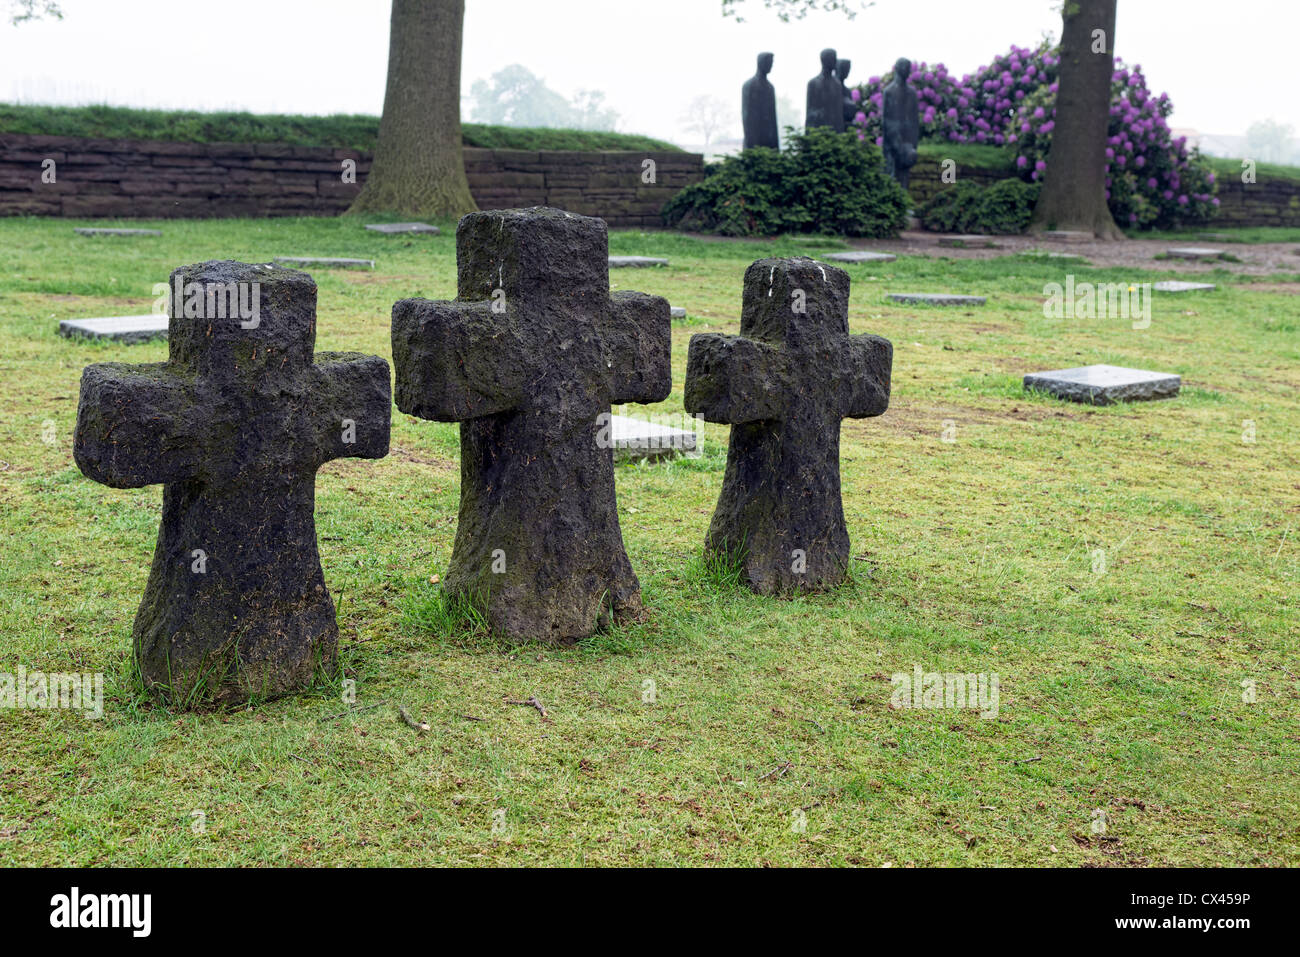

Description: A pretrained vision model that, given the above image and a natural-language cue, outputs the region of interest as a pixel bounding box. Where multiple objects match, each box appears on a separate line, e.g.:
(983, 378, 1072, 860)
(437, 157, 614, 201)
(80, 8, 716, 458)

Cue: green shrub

(662, 127, 909, 238)
(918, 179, 1040, 234)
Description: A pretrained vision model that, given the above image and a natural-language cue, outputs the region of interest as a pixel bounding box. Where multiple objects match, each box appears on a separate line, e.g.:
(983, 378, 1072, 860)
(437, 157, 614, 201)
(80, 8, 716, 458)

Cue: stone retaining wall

(0, 133, 703, 226)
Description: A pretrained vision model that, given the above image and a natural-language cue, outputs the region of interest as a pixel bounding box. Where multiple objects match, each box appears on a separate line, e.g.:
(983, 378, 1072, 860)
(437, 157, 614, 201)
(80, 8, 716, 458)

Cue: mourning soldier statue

(742, 52, 780, 149)
(805, 48, 845, 132)
(882, 57, 920, 189)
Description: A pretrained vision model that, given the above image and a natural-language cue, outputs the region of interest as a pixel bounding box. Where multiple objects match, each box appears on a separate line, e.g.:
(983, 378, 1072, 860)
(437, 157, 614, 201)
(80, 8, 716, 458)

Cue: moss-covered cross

(391, 207, 671, 642)
(684, 257, 892, 594)
(73, 261, 391, 706)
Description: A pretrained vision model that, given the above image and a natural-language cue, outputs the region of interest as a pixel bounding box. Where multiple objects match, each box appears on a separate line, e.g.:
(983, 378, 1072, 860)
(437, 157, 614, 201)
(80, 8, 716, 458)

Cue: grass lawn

(0, 216, 1296, 867)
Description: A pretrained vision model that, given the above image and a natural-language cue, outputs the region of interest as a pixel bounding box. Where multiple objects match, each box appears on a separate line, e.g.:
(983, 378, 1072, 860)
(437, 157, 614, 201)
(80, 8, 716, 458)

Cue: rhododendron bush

(850, 43, 1217, 229)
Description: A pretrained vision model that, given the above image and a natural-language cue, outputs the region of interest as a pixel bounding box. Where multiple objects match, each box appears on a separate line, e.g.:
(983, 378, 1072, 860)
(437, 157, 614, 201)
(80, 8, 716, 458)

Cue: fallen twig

(399, 705, 430, 732)
(507, 696, 550, 721)
(1011, 756, 1043, 766)
(758, 761, 793, 781)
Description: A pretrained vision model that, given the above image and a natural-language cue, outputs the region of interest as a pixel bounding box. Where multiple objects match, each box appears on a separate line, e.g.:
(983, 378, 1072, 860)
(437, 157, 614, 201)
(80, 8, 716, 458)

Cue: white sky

(0, 0, 1293, 144)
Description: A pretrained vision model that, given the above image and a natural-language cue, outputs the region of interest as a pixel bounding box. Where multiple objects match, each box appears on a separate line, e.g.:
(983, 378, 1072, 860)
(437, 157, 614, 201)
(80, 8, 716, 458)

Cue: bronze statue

(742, 52, 779, 149)
(805, 48, 845, 132)
(882, 57, 920, 188)
(837, 58, 856, 124)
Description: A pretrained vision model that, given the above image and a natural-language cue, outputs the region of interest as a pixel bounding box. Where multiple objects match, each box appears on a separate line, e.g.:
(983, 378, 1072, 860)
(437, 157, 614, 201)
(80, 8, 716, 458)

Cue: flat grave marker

(58, 314, 168, 343)
(938, 235, 998, 248)
(888, 292, 986, 306)
(1153, 280, 1216, 293)
(1165, 247, 1224, 260)
(365, 222, 440, 235)
(824, 250, 897, 264)
(670, 306, 687, 318)
(1023, 364, 1180, 405)
(274, 256, 375, 270)
(609, 255, 669, 268)
(609, 413, 697, 463)
(1040, 230, 1093, 243)
(74, 227, 162, 237)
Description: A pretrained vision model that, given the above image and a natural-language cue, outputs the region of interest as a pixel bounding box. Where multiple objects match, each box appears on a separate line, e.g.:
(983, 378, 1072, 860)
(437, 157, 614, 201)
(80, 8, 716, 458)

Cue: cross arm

(683, 333, 786, 424)
(391, 297, 524, 421)
(73, 362, 202, 488)
(838, 333, 893, 419)
(605, 291, 671, 405)
(310, 351, 392, 466)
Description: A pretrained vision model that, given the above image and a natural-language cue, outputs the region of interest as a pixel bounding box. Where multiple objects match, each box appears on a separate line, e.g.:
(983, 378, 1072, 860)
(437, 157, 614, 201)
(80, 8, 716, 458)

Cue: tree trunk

(347, 0, 477, 218)
(1029, 0, 1124, 239)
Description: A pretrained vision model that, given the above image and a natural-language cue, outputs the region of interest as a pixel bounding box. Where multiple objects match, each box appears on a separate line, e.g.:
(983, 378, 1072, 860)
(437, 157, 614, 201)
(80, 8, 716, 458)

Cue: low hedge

(662, 127, 909, 238)
(919, 179, 1041, 234)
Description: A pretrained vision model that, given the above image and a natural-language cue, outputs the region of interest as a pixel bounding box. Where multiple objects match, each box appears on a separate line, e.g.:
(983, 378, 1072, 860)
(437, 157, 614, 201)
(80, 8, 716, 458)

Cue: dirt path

(852, 230, 1300, 277)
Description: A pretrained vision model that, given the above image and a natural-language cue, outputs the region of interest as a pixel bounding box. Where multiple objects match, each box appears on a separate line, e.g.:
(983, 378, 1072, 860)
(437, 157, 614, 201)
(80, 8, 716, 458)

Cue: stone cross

(74, 261, 391, 706)
(391, 207, 671, 642)
(684, 257, 891, 594)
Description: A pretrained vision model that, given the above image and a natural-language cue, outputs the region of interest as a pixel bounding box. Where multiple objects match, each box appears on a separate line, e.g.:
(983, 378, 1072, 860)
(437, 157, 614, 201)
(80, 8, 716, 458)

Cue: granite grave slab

(888, 292, 986, 306)
(274, 256, 375, 270)
(74, 227, 162, 237)
(608, 255, 669, 268)
(824, 250, 897, 264)
(1023, 364, 1180, 405)
(58, 314, 168, 343)
(365, 222, 440, 235)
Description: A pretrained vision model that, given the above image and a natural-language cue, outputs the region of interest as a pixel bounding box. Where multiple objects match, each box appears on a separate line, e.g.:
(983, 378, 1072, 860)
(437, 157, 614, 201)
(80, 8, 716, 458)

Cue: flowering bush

(849, 43, 1216, 229)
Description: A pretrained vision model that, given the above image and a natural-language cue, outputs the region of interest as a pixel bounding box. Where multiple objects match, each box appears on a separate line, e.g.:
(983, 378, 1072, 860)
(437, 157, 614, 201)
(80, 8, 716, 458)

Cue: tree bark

(347, 0, 477, 218)
(1029, 0, 1124, 239)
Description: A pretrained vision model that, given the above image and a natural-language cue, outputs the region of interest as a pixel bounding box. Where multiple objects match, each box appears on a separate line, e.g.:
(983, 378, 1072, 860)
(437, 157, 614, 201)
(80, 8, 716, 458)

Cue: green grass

(1205, 155, 1300, 184)
(0, 102, 682, 152)
(917, 141, 1017, 173)
(0, 218, 1296, 866)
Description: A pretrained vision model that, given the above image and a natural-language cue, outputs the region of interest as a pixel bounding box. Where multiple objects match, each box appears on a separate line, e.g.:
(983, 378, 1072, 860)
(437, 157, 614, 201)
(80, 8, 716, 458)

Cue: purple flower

(1016, 155, 1028, 168)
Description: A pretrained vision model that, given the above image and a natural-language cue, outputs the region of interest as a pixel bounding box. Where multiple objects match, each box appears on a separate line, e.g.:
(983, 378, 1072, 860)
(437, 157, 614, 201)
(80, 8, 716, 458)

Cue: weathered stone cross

(74, 260, 391, 706)
(391, 207, 670, 641)
(684, 257, 892, 593)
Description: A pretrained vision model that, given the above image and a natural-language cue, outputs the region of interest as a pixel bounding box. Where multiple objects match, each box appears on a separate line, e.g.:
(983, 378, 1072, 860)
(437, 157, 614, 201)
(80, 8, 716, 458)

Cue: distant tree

(1246, 119, 1296, 164)
(569, 90, 620, 131)
(470, 65, 619, 130)
(680, 95, 733, 155)
(8, 0, 60, 25)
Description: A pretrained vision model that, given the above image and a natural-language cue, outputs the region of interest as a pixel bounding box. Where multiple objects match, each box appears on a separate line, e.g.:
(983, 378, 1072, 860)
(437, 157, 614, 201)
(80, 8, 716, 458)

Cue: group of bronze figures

(73, 207, 893, 707)
(741, 48, 920, 189)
